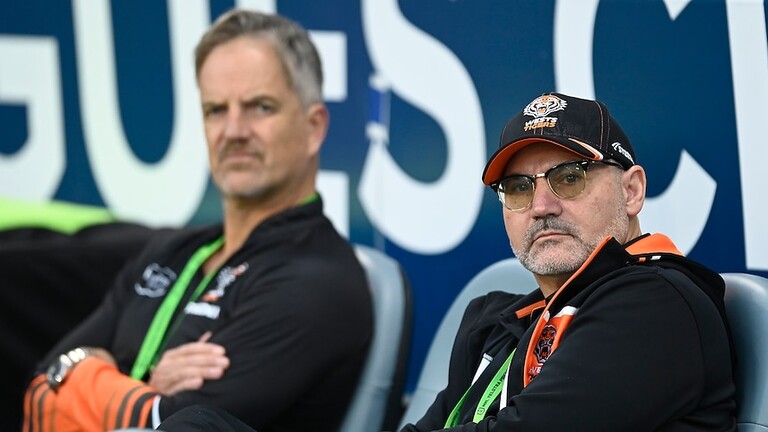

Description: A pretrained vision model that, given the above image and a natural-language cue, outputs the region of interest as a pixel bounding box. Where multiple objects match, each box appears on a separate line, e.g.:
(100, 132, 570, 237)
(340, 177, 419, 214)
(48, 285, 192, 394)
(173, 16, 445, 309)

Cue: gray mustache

(525, 217, 576, 245)
(217, 141, 263, 161)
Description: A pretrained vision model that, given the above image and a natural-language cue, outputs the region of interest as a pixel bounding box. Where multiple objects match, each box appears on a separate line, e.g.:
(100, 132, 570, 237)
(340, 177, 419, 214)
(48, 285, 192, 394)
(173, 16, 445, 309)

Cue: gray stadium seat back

(340, 245, 412, 432)
(722, 273, 768, 432)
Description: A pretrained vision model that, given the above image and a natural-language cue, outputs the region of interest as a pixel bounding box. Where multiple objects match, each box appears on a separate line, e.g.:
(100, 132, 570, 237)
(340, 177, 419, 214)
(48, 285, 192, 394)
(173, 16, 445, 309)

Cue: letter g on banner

(0, 36, 65, 201)
(72, 0, 210, 226)
(359, 0, 485, 254)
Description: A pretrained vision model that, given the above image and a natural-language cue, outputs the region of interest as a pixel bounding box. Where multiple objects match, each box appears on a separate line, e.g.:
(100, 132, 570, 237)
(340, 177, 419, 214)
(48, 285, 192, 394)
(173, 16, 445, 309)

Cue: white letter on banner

(235, 0, 275, 12)
(636, 151, 717, 255)
(359, 0, 485, 254)
(307, 31, 352, 237)
(553, 0, 715, 255)
(0, 36, 65, 201)
(72, 0, 210, 226)
(726, 0, 768, 271)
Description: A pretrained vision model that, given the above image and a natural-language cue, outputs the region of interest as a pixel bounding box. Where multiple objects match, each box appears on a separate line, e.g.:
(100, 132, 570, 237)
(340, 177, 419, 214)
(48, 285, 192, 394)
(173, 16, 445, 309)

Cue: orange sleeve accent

(111, 383, 157, 429)
(22, 357, 159, 432)
(136, 394, 155, 428)
(23, 375, 51, 432)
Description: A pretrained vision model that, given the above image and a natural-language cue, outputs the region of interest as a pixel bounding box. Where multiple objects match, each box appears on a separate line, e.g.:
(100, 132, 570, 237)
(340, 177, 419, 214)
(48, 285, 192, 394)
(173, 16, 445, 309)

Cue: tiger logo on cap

(523, 95, 568, 118)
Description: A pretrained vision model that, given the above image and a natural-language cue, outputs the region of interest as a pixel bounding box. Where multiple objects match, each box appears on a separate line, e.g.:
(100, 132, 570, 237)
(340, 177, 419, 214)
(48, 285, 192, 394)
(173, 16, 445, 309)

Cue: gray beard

(513, 206, 628, 277)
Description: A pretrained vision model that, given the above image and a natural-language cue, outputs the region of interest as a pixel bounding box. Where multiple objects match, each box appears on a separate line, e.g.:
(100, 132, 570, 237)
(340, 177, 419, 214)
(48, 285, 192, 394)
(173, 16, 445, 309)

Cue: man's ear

(623, 165, 646, 217)
(306, 103, 329, 157)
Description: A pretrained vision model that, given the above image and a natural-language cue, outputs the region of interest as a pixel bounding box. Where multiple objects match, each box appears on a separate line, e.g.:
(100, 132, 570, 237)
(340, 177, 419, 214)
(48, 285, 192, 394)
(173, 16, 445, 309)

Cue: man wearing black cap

(399, 92, 736, 431)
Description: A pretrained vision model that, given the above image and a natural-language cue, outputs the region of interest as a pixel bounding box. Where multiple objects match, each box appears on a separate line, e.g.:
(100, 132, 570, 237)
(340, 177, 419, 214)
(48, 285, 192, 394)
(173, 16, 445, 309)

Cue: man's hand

(87, 347, 118, 367)
(148, 332, 230, 396)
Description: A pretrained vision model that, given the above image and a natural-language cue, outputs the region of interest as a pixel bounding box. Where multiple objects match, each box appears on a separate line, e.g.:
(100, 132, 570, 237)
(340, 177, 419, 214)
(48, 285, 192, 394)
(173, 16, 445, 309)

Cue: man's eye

(550, 164, 583, 186)
(513, 182, 532, 193)
(502, 178, 532, 194)
(561, 173, 580, 185)
(204, 106, 226, 118)
(246, 102, 275, 115)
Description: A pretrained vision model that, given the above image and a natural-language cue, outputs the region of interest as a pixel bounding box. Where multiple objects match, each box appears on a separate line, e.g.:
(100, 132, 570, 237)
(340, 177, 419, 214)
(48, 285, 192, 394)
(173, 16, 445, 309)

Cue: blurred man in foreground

(23, 9, 372, 432)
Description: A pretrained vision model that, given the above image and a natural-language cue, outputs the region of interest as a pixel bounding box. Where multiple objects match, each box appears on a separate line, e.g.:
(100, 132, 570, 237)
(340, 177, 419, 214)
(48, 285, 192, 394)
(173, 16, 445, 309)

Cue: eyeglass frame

(490, 159, 625, 211)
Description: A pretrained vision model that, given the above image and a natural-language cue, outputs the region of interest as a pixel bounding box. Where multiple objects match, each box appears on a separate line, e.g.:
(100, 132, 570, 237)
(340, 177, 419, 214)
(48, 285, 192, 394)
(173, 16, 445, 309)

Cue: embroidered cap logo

(523, 95, 568, 118)
(522, 95, 568, 132)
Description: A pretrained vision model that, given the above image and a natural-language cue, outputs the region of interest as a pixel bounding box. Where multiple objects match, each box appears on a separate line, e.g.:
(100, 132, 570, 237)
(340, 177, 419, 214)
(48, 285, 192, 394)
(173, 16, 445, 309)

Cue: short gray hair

(195, 9, 323, 107)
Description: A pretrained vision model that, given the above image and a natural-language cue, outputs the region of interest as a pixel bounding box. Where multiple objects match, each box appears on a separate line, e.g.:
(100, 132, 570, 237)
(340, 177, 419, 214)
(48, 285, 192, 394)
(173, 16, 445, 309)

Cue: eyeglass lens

(496, 161, 587, 211)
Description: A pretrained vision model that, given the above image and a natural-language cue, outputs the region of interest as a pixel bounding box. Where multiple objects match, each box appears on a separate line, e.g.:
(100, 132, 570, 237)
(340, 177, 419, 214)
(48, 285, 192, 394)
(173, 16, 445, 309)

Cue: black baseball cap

(482, 92, 636, 185)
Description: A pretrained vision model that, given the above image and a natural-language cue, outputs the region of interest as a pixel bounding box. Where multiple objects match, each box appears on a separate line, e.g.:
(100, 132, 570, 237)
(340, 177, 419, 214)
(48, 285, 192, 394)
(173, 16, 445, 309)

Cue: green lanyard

(300, 192, 319, 205)
(130, 236, 224, 380)
(444, 348, 517, 428)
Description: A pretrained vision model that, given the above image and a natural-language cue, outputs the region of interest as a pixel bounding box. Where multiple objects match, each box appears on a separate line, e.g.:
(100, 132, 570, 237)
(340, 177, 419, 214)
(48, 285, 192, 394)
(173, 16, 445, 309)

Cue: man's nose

(223, 110, 249, 139)
(529, 177, 562, 217)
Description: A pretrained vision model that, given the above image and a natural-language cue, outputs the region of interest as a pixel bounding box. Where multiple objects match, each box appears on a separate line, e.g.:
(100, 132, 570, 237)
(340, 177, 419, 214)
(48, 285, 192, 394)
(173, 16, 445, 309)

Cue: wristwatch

(45, 347, 91, 392)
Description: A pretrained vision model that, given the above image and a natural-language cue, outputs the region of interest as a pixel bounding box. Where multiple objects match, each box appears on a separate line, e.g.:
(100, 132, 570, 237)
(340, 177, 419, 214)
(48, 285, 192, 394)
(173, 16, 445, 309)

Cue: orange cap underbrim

(481, 137, 605, 185)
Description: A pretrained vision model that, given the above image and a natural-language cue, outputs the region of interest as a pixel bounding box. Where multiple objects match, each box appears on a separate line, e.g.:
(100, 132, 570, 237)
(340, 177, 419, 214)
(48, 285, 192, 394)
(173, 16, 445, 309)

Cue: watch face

(46, 354, 73, 391)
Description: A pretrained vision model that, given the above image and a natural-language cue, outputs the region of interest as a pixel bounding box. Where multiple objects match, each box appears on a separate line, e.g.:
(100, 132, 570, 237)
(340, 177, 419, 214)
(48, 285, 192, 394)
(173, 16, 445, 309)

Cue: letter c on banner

(360, 0, 485, 254)
(72, 0, 210, 226)
(553, 0, 716, 255)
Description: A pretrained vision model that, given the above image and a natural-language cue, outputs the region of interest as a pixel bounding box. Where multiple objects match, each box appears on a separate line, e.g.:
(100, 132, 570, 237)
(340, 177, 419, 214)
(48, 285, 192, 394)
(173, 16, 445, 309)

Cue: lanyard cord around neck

(444, 348, 517, 428)
(130, 236, 224, 380)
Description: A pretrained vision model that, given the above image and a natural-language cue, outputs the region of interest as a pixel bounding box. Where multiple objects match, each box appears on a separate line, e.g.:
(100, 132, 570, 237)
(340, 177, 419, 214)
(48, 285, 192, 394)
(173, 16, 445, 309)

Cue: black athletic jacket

(402, 233, 736, 432)
(33, 197, 373, 432)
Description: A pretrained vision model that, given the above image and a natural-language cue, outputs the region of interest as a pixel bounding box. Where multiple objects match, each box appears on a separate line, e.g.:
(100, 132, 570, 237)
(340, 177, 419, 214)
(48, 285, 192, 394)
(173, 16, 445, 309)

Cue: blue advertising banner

(2, 0, 767, 396)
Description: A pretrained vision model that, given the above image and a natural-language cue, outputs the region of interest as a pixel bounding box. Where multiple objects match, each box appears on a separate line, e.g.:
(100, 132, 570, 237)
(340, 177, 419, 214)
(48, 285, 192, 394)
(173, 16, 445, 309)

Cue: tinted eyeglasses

(491, 160, 624, 211)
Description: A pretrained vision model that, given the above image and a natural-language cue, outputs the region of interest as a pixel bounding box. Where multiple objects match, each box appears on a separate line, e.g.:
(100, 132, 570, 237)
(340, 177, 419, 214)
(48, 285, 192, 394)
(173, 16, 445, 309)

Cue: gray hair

(195, 9, 323, 107)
